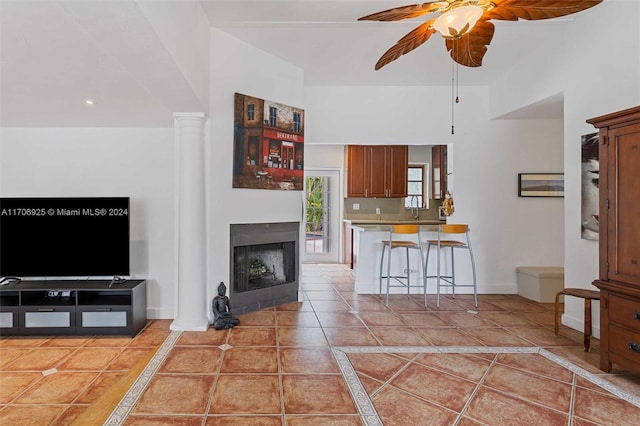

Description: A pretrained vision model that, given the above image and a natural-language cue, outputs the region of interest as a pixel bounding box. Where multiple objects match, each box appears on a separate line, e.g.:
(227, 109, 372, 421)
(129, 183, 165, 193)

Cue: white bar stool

(379, 224, 427, 307)
(424, 224, 477, 308)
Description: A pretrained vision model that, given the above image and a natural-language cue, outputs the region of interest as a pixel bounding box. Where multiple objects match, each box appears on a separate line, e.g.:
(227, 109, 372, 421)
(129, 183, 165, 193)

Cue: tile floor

(2, 263, 640, 425)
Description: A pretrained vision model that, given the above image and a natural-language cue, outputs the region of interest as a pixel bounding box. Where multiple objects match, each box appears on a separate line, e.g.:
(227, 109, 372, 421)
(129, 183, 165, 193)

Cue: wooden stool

(554, 288, 600, 352)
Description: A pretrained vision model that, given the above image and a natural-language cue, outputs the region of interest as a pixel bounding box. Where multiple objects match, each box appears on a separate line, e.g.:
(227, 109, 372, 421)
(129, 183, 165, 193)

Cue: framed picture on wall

(581, 132, 599, 240)
(518, 173, 564, 197)
(232, 93, 305, 191)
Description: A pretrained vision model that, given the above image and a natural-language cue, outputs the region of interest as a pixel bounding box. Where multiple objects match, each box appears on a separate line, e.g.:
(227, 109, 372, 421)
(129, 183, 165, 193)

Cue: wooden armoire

(587, 105, 640, 373)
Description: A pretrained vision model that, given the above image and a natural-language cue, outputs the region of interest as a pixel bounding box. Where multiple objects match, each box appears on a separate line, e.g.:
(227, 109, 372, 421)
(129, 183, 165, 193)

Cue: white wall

(136, 0, 211, 110)
(305, 85, 490, 145)
(304, 144, 345, 169)
(0, 128, 175, 318)
(206, 29, 305, 299)
(483, 0, 640, 335)
(561, 0, 640, 333)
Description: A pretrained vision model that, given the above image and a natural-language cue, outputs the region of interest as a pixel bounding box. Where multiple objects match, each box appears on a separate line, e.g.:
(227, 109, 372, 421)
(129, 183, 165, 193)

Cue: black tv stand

(0, 279, 146, 337)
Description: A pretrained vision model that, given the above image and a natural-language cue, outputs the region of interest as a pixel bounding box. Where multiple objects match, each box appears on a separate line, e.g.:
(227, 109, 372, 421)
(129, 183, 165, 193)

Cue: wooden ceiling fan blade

(375, 19, 438, 70)
(485, 0, 603, 21)
(358, 1, 447, 22)
(445, 20, 495, 67)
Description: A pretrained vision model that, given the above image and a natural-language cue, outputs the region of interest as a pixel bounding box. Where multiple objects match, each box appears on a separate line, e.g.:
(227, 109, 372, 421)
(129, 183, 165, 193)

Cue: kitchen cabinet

(346, 145, 408, 198)
(587, 105, 640, 373)
(432, 145, 447, 200)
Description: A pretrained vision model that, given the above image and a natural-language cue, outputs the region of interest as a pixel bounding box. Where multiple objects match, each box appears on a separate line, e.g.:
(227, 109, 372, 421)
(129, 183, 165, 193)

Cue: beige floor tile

(160, 347, 224, 374)
(16, 372, 98, 404)
(483, 363, 572, 412)
(285, 415, 363, 425)
(176, 329, 230, 346)
(397, 311, 451, 327)
(465, 387, 569, 425)
(496, 353, 574, 383)
(220, 347, 278, 374)
(2, 347, 75, 371)
(461, 327, 533, 346)
(279, 348, 340, 374)
(413, 353, 492, 382)
(75, 371, 125, 404)
(347, 352, 409, 383)
(391, 362, 477, 412)
(0, 371, 42, 403)
(368, 327, 431, 346)
(315, 312, 365, 328)
(357, 311, 405, 327)
(573, 386, 640, 424)
(373, 386, 459, 425)
(56, 347, 122, 370)
(228, 327, 277, 347)
(133, 375, 215, 415)
(282, 375, 357, 414)
(236, 311, 276, 327)
(205, 415, 282, 425)
(54, 404, 91, 426)
(0, 348, 29, 368)
(108, 348, 156, 370)
(276, 312, 321, 327)
(129, 330, 171, 348)
(277, 327, 328, 347)
(0, 404, 66, 425)
(323, 327, 380, 347)
(416, 327, 483, 346)
(125, 415, 205, 425)
(210, 375, 281, 415)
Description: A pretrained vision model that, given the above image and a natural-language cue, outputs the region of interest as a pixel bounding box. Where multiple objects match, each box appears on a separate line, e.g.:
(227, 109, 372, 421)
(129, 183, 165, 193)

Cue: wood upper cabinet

(346, 145, 408, 198)
(588, 105, 640, 374)
(386, 146, 409, 197)
(346, 145, 368, 197)
(432, 145, 447, 200)
(367, 145, 388, 197)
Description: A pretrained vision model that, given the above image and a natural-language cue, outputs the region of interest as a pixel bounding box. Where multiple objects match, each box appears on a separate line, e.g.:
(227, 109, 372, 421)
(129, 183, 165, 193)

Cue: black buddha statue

(212, 282, 240, 330)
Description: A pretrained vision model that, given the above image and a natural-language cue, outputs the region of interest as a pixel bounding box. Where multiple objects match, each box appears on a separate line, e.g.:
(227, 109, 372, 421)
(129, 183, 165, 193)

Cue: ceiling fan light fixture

(433, 5, 483, 39)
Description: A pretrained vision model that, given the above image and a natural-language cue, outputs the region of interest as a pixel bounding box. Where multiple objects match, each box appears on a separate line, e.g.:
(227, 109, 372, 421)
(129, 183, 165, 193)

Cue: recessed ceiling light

(85, 99, 95, 105)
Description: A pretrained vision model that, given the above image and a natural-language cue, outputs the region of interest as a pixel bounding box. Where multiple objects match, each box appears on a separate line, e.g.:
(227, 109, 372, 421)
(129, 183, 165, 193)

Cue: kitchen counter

(344, 219, 443, 226)
(347, 222, 444, 295)
(342, 219, 442, 270)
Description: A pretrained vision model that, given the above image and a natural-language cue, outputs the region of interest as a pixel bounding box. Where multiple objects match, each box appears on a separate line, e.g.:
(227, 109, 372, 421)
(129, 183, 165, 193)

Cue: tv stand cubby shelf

(0, 280, 146, 337)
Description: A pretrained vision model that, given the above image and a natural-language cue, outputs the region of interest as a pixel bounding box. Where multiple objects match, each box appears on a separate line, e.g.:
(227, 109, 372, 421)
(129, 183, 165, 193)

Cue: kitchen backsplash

(344, 197, 442, 221)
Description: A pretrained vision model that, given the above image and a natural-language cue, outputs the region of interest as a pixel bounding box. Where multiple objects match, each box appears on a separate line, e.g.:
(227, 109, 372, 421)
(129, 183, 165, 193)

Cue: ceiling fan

(358, 0, 603, 70)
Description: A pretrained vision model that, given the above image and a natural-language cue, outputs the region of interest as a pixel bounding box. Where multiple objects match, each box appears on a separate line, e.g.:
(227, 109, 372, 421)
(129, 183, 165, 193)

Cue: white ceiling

(0, 0, 594, 128)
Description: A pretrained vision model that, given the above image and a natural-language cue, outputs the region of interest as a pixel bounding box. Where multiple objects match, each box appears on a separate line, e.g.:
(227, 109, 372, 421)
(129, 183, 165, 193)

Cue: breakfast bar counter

(347, 221, 442, 295)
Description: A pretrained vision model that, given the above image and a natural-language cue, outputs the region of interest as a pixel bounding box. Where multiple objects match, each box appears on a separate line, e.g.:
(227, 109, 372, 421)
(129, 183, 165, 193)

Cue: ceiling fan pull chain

(451, 65, 455, 135)
(456, 62, 460, 104)
(451, 42, 456, 135)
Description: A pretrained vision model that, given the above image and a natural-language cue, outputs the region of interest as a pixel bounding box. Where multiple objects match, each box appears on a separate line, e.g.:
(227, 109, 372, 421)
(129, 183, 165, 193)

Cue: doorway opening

(303, 169, 341, 263)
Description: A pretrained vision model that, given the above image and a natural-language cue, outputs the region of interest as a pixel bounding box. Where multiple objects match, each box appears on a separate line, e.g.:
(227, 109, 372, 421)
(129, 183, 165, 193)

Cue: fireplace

(230, 222, 299, 314)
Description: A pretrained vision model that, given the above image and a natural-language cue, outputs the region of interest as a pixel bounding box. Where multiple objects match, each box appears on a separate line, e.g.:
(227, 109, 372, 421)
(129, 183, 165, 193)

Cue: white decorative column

(170, 113, 209, 331)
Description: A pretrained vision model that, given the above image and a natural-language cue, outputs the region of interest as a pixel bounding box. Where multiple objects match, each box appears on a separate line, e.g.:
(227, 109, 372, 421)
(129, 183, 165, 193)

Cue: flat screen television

(0, 197, 130, 278)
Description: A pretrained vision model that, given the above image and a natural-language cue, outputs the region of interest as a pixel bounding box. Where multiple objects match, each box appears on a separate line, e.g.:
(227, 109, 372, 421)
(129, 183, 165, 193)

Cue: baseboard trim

(146, 307, 174, 319)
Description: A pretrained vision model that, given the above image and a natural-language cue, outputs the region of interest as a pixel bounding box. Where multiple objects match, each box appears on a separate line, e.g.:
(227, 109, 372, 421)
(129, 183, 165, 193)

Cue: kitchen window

(405, 165, 426, 209)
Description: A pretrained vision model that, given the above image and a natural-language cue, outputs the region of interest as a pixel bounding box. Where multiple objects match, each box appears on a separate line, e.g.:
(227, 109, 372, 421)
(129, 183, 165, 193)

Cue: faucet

(411, 195, 420, 220)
